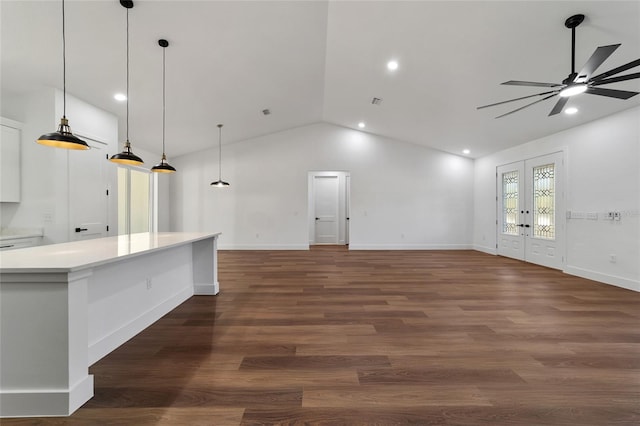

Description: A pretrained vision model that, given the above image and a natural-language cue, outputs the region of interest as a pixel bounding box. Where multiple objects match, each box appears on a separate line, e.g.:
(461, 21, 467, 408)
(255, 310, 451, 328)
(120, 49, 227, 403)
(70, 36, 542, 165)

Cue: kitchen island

(0, 232, 220, 417)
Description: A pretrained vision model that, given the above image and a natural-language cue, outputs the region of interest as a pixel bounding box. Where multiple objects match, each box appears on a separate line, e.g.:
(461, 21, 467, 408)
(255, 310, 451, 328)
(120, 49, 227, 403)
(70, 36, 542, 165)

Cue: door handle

(524, 224, 530, 228)
(518, 224, 524, 227)
(75, 227, 88, 232)
(315, 218, 319, 220)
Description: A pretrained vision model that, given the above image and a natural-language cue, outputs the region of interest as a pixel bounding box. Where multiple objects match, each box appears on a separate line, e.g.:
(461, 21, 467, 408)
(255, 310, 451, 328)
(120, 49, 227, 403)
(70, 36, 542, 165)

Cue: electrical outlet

(607, 212, 615, 220)
(614, 212, 621, 221)
(609, 254, 617, 263)
(146, 278, 152, 290)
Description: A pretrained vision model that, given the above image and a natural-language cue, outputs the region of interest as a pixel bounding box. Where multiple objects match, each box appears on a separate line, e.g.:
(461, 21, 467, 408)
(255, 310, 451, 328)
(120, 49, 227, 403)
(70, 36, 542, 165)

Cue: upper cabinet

(0, 118, 22, 202)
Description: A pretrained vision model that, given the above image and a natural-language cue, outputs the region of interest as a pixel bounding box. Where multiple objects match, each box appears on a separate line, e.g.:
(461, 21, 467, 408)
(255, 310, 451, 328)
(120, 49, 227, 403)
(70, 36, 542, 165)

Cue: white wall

(170, 122, 475, 250)
(474, 107, 640, 291)
(0, 89, 172, 242)
(1, 89, 116, 243)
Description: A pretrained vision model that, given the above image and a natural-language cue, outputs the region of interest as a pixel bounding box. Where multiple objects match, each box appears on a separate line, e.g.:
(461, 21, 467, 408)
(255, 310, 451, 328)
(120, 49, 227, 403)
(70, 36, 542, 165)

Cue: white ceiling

(2, 1, 639, 159)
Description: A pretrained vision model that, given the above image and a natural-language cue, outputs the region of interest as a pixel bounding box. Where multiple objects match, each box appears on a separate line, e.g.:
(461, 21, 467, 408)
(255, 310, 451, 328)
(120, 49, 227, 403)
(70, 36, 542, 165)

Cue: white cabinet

(0, 236, 42, 251)
(0, 118, 22, 202)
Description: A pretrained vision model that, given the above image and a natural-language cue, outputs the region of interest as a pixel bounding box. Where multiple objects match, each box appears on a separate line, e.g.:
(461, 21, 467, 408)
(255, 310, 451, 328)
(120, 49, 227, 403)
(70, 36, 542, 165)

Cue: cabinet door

(0, 124, 21, 202)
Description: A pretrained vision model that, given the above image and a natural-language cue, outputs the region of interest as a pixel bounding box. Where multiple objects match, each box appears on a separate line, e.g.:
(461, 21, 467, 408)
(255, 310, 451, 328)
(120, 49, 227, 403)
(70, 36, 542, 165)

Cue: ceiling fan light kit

(478, 13, 640, 118)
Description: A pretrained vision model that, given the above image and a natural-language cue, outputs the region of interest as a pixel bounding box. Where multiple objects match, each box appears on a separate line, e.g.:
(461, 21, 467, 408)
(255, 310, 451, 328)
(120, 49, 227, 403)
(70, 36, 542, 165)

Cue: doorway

(117, 166, 154, 235)
(308, 171, 350, 246)
(497, 152, 565, 269)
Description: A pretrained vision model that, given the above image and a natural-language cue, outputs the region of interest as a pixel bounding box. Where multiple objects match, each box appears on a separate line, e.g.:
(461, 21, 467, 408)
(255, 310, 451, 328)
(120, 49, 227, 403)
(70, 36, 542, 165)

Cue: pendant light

(210, 124, 230, 187)
(36, 0, 89, 150)
(151, 39, 176, 173)
(110, 0, 143, 166)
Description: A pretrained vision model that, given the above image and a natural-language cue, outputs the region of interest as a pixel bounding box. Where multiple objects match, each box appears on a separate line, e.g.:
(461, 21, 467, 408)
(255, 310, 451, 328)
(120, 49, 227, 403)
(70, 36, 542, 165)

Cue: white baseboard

(473, 244, 497, 255)
(88, 287, 193, 365)
(0, 375, 93, 418)
(195, 281, 219, 295)
(219, 244, 309, 250)
(347, 243, 473, 250)
(564, 266, 640, 292)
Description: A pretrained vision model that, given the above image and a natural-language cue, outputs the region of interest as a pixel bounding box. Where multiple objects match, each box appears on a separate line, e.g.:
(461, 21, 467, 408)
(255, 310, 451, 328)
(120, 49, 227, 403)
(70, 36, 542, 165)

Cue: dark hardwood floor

(7, 247, 640, 425)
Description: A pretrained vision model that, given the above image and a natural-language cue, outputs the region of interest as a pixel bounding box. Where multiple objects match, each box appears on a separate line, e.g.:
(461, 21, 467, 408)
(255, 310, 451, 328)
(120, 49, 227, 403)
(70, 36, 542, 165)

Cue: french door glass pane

(117, 167, 128, 235)
(533, 164, 555, 239)
(502, 171, 519, 235)
(130, 169, 150, 234)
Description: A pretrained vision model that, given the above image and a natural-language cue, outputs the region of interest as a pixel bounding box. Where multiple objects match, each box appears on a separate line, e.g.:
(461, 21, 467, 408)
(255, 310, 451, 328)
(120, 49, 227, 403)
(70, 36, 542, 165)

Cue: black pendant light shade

(110, 140, 143, 165)
(37, 0, 89, 150)
(110, 0, 143, 166)
(38, 117, 89, 150)
(151, 154, 177, 173)
(211, 124, 230, 187)
(151, 39, 176, 174)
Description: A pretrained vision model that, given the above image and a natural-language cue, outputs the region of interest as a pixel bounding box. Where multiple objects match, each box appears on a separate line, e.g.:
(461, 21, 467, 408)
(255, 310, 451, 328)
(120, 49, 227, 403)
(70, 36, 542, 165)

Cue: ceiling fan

(478, 14, 640, 118)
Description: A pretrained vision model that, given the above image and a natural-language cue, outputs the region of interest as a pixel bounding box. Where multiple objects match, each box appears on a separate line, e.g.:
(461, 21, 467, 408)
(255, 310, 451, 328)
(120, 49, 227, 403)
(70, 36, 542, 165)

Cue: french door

(497, 152, 564, 270)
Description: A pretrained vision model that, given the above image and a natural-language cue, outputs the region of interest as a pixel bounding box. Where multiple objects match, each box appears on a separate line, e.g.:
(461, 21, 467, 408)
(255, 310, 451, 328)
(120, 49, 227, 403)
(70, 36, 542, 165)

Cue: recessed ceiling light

(387, 60, 398, 71)
(114, 93, 127, 101)
(463, 149, 470, 155)
(358, 122, 366, 129)
(565, 107, 578, 115)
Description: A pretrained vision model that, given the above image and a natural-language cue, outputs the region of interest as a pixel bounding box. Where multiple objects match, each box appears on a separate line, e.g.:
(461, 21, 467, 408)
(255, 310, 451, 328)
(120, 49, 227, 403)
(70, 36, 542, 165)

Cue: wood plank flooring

(6, 247, 640, 425)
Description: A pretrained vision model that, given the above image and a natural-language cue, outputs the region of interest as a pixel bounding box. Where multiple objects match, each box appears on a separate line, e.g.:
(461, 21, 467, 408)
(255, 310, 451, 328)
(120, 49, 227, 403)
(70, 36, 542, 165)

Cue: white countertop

(0, 232, 220, 273)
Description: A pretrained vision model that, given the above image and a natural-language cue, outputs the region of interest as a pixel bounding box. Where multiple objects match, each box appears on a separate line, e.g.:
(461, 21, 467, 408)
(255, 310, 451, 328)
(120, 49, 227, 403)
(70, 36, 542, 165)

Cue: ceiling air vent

(262, 109, 271, 115)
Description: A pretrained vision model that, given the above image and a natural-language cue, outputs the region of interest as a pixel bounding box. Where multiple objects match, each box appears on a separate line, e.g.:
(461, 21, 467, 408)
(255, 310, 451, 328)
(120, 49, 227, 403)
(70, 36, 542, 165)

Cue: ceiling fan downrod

(565, 14, 584, 83)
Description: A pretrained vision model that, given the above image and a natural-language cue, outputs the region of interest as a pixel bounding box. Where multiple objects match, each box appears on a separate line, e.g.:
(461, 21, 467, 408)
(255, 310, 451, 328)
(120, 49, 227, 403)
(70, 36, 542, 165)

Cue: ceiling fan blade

(591, 58, 640, 82)
(590, 72, 640, 86)
(585, 87, 639, 99)
(548, 97, 569, 116)
(477, 90, 559, 110)
(501, 80, 563, 88)
(495, 93, 557, 119)
(576, 44, 620, 81)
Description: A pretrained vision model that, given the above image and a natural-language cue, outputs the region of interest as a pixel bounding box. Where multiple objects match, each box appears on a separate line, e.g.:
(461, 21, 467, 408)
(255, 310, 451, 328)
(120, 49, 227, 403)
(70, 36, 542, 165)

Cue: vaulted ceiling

(2, 1, 639, 158)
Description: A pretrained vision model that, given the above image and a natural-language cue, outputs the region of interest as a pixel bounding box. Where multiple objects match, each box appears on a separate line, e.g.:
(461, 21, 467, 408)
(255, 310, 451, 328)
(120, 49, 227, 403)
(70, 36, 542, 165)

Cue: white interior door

(69, 139, 108, 241)
(313, 175, 339, 244)
(497, 152, 564, 270)
(345, 174, 351, 245)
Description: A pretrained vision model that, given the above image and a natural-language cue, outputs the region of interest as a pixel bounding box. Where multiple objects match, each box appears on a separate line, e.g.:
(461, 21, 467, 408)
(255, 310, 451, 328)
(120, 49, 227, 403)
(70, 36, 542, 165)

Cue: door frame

(308, 171, 350, 246)
(67, 133, 109, 242)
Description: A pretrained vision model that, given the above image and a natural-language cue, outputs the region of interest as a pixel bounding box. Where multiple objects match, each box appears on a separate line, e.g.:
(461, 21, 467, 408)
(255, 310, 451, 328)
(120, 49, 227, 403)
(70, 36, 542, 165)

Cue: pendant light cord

(62, 0, 66, 118)
(162, 45, 166, 156)
(218, 125, 223, 181)
(126, 8, 130, 142)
